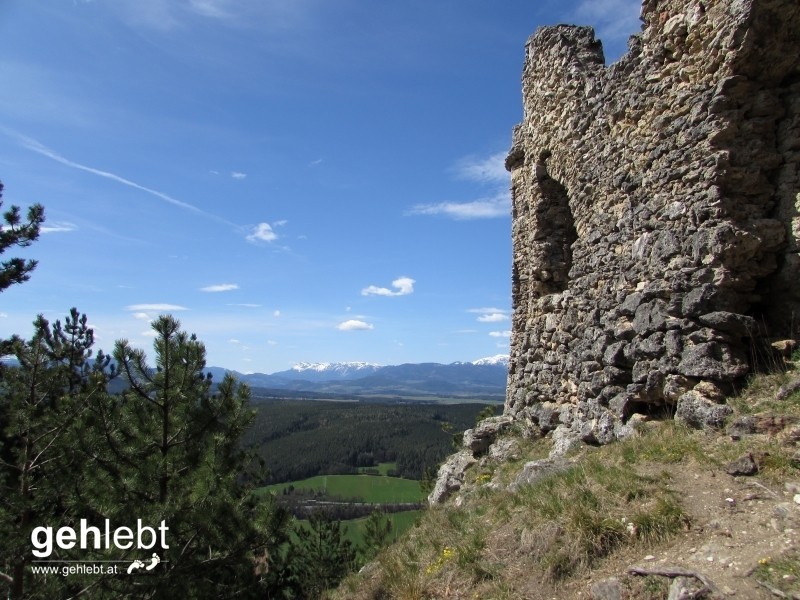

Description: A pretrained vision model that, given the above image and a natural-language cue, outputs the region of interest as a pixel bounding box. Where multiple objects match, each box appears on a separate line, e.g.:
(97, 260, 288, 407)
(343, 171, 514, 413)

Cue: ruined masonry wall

(505, 0, 800, 449)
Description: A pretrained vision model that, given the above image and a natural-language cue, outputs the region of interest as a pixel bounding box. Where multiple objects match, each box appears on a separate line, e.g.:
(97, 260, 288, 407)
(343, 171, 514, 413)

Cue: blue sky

(0, 0, 641, 373)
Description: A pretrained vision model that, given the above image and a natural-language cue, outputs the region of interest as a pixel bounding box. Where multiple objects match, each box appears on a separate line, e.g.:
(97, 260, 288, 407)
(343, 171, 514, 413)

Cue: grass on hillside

(333, 355, 800, 599)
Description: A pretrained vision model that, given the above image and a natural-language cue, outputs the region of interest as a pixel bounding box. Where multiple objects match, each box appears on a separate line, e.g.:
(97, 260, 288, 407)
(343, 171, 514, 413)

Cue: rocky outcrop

(427, 416, 513, 504)
(505, 0, 800, 441)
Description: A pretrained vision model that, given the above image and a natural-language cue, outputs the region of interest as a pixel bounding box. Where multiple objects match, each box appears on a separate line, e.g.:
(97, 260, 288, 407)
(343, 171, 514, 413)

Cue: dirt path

(559, 462, 800, 599)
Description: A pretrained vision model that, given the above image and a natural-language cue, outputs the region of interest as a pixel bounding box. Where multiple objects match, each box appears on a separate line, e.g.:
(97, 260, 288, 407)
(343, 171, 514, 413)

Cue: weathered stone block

(462, 416, 513, 455)
(675, 391, 732, 429)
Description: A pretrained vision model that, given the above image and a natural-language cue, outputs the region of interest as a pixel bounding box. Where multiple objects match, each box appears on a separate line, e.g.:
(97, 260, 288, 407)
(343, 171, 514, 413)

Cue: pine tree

(79, 315, 273, 598)
(0, 309, 110, 599)
(361, 509, 392, 563)
(0, 180, 45, 293)
(2, 312, 288, 598)
(290, 510, 356, 598)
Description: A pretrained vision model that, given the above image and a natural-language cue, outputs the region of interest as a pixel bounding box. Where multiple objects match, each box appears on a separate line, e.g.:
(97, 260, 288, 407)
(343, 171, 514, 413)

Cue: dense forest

(244, 400, 494, 484)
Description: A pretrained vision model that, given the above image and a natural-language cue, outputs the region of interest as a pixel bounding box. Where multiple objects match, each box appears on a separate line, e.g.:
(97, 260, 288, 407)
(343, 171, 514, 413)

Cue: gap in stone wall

(532, 163, 578, 297)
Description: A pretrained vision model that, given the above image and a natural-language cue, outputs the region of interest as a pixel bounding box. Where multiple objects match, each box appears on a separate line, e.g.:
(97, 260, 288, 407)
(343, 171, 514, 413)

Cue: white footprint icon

(145, 553, 161, 571)
(127, 559, 145, 574)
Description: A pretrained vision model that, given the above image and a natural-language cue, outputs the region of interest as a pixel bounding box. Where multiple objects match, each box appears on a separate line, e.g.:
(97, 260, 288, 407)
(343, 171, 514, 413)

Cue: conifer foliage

(0, 309, 112, 598)
(1, 312, 280, 599)
(0, 181, 45, 293)
(85, 315, 269, 598)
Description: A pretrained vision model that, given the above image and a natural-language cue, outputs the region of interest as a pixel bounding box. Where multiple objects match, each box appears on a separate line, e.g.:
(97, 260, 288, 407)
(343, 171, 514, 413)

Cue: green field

(343, 510, 422, 546)
(357, 462, 396, 475)
(261, 473, 425, 503)
(291, 510, 422, 547)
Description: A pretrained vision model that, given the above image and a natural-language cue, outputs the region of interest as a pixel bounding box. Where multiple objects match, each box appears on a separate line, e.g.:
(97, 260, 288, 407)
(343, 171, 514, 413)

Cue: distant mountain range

(1, 355, 509, 401)
(207, 355, 509, 399)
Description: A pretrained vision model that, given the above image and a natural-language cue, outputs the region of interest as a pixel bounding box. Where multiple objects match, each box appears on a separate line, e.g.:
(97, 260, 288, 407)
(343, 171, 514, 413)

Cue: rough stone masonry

(505, 0, 800, 450)
(429, 0, 800, 505)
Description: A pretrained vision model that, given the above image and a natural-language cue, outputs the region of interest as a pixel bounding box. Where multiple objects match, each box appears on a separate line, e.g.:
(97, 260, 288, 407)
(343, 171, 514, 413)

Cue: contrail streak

(9, 130, 239, 228)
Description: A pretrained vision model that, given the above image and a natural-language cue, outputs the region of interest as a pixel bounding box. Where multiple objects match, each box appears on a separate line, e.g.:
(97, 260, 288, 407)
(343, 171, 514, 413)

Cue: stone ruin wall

(505, 0, 800, 450)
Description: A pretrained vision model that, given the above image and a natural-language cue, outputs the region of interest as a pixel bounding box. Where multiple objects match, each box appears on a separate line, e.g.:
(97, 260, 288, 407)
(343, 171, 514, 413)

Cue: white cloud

(273, 310, 281, 317)
(132, 312, 151, 321)
(453, 152, 508, 183)
(308, 158, 323, 167)
(362, 276, 415, 297)
(126, 303, 189, 312)
(40, 221, 77, 234)
(489, 330, 511, 338)
(468, 307, 508, 314)
(201, 283, 239, 292)
(407, 190, 510, 220)
(231, 171, 247, 179)
(470, 307, 510, 323)
(246, 222, 278, 243)
(228, 338, 240, 344)
(228, 303, 261, 308)
(478, 313, 508, 323)
(337, 319, 374, 331)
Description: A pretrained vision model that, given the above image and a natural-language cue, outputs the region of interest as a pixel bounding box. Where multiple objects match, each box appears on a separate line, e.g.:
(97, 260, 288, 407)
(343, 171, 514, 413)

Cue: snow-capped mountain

(206, 357, 509, 399)
(472, 354, 510, 367)
(278, 362, 383, 382)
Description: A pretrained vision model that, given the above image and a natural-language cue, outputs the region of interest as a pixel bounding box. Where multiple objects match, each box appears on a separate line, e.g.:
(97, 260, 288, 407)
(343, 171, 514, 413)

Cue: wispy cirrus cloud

(337, 319, 374, 331)
(40, 221, 77, 234)
(408, 191, 509, 220)
(452, 152, 508, 183)
(362, 276, 415, 297)
(126, 303, 189, 312)
(108, 0, 322, 33)
(187, 0, 233, 19)
(489, 330, 511, 338)
(408, 151, 510, 220)
(231, 171, 247, 179)
(201, 283, 239, 292)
